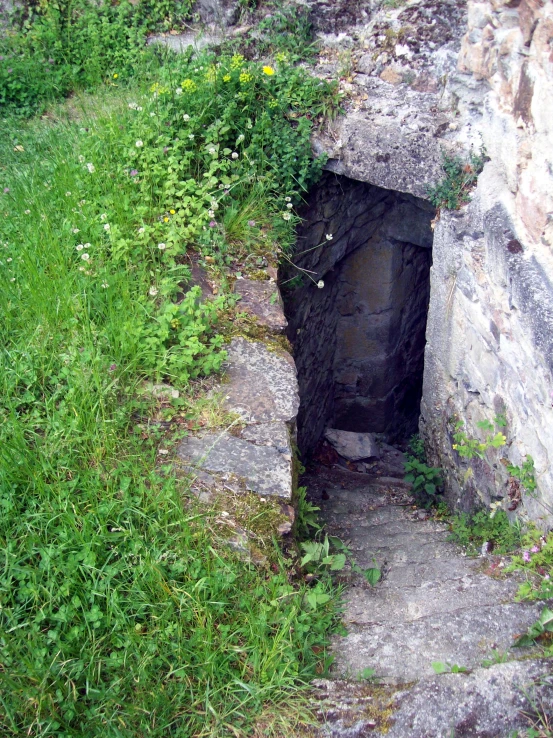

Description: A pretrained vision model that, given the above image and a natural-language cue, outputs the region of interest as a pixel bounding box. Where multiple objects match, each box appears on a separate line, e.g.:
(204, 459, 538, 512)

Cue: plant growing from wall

(427, 147, 488, 211)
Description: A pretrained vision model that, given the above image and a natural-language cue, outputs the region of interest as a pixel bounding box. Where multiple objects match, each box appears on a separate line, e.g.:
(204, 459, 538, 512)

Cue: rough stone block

(233, 278, 287, 333)
(223, 337, 299, 424)
(178, 431, 293, 499)
(324, 428, 381, 460)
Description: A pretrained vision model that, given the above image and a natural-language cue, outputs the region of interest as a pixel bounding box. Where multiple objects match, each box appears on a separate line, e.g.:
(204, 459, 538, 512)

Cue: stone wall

(300, 0, 553, 525)
(283, 173, 433, 456)
(420, 0, 553, 524)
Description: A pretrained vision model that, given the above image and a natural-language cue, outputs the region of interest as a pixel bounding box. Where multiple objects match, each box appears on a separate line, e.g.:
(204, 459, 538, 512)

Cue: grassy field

(0, 45, 341, 737)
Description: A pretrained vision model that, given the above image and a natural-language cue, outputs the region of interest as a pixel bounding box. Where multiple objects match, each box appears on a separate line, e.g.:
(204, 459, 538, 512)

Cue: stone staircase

(303, 465, 553, 737)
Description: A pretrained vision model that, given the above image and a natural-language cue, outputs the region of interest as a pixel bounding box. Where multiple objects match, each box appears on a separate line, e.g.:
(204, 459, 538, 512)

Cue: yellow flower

(113, 73, 119, 79)
(230, 54, 245, 70)
(262, 66, 275, 76)
(150, 81, 169, 94)
(239, 71, 253, 85)
(181, 79, 197, 93)
(170, 209, 176, 214)
(164, 217, 169, 222)
(223, 74, 231, 82)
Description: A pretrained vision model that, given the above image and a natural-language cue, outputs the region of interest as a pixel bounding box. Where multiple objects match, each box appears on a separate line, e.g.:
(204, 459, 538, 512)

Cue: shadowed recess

(281, 172, 435, 456)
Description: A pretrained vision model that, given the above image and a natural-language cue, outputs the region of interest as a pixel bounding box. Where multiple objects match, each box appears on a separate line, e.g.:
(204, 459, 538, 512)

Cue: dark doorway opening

(280, 172, 435, 457)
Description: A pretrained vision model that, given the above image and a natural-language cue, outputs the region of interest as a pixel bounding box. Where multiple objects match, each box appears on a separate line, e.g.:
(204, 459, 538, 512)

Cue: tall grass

(0, 58, 340, 737)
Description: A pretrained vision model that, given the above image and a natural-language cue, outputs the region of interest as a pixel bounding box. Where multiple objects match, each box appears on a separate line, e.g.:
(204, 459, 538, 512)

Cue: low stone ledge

(177, 285, 300, 502)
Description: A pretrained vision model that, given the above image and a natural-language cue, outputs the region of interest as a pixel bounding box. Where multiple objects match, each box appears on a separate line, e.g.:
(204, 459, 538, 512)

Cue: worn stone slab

(234, 278, 287, 333)
(324, 429, 380, 461)
(331, 602, 544, 682)
(239, 421, 291, 454)
(223, 337, 299, 424)
(312, 79, 449, 200)
(383, 659, 553, 738)
(311, 659, 553, 738)
(343, 572, 520, 625)
(177, 432, 292, 499)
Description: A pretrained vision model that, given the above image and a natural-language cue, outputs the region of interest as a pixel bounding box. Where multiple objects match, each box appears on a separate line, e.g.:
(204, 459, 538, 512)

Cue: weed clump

(427, 147, 488, 211)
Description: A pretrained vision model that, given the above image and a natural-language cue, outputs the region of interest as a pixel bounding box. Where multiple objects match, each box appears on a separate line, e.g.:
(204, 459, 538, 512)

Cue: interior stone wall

(283, 173, 433, 456)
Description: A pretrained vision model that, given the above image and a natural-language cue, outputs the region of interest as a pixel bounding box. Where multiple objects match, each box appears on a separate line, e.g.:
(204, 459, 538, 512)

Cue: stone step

(342, 571, 520, 625)
(331, 601, 544, 682)
(310, 658, 553, 737)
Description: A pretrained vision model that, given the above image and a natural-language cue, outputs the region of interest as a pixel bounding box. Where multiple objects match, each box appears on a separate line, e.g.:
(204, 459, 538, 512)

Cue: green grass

(0, 53, 341, 737)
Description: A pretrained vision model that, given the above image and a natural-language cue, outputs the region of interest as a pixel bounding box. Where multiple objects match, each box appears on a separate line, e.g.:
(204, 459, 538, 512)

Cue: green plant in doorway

(404, 457, 443, 508)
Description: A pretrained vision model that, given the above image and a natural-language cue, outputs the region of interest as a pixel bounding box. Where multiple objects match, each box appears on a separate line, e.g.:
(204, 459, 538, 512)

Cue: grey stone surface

(178, 431, 293, 498)
(234, 278, 287, 333)
(383, 660, 553, 738)
(307, 471, 550, 683)
(421, 182, 553, 523)
(303, 468, 553, 735)
(223, 337, 299, 424)
(312, 78, 452, 200)
(324, 429, 380, 461)
(311, 660, 553, 738)
(147, 31, 223, 52)
(192, 0, 239, 26)
(177, 336, 299, 501)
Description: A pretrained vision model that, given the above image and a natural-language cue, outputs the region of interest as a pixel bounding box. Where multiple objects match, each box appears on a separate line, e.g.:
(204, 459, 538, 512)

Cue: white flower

(138, 227, 145, 234)
(84, 243, 91, 248)
(183, 114, 190, 121)
(285, 196, 291, 202)
(286, 203, 293, 209)
(188, 134, 195, 140)
(208, 147, 216, 154)
(65, 192, 71, 197)
(317, 280, 324, 289)
(150, 111, 156, 117)
(326, 233, 333, 241)
(104, 224, 110, 231)
(81, 253, 90, 261)
(78, 155, 85, 163)
(76, 244, 84, 251)
(208, 210, 215, 218)
(24, 209, 30, 214)
(101, 283, 108, 288)
(78, 266, 85, 272)
(231, 152, 239, 159)
(137, 106, 143, 112)
(7, 257, 12, 263)
(237, 134, 245, 143)
(175, 87, 183, 96)
(79, 200, 86, 206)
(283, 212, 292, 221)
(86, 163, 95, 173)
(157, 242, 166, 250)
(135, 140, 144, 148)
(211, 200, 218, 210)
(72, 228, 80, 234)
(100, 213, 107, 221)
(10, 277, 15, 282)
(149, 286, 158, 296)
(128, 102, 140, 110)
